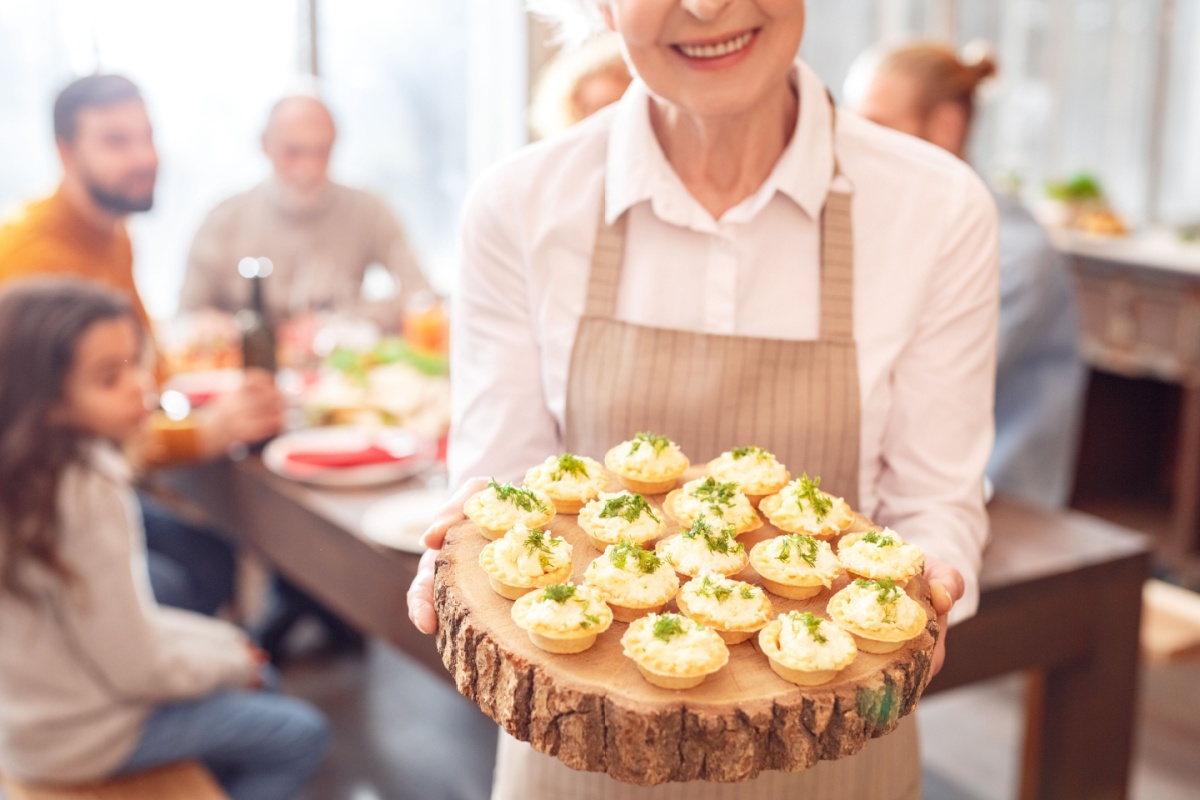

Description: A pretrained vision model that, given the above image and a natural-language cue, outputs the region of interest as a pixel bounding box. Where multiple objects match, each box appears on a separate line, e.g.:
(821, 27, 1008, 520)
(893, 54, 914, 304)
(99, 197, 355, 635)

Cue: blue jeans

(139, 493, 237, 616)
(119, 688, 329, 800)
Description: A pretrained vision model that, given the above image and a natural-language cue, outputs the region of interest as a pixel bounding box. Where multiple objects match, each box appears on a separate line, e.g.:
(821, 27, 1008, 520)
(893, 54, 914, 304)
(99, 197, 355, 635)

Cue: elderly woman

(845, 42, 1086, 510)
(409, 1, 998, 797)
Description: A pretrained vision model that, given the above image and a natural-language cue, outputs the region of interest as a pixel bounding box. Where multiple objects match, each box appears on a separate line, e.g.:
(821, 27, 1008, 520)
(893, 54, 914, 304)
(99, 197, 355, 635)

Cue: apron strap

(583, 208, 627, 319)
(819, 188, 855, 342)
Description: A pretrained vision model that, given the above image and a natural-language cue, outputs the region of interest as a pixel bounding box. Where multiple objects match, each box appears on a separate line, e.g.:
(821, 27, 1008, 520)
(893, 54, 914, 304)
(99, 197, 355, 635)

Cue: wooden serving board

(434, 472, 938, 786)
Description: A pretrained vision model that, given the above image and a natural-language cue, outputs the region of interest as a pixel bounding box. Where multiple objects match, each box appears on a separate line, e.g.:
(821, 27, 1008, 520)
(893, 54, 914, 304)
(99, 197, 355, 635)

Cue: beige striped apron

(490, 102, 920, 800)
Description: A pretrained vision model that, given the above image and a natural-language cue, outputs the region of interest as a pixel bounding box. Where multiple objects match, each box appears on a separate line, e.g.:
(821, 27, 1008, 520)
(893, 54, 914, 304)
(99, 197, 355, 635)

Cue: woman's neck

(649, 82, 798, 220)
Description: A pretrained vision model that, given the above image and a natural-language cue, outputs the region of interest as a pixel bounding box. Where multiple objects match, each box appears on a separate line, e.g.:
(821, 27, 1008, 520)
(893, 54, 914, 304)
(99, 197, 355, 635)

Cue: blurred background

(2, 2, 1199, 799)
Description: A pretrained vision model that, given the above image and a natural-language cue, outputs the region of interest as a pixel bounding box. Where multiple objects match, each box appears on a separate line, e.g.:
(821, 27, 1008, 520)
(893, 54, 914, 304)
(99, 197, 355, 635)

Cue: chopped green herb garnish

(523, 528, 551, 554)
(541, 583, 577, 604)
(682, 516, 744, 556)
(776, 534, 820, 567)
(489, 480, 547, 513)
(608, 538, 664, 574)
(862, 531, 896, 547)
(599, 492, 660, 524)
(580, 612, 601, 630)
(629, 432, 671, 456)
(551, 453, 590, 481)
(523, 528, 558, 571)
(855, 578, 902, 622)
(731, 446, 769, 461)
(652, 614, 687, 642)
(794, 473, 833, 521)
(694, 575, 734, 602)
(690, 477, 740, 514)
(788, 611, 828, 644)
(739, 586, 756, 600)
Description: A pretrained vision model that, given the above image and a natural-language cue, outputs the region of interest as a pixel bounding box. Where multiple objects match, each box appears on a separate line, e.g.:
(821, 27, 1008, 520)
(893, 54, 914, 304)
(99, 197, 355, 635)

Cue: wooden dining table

(162, 455, 1149, 800)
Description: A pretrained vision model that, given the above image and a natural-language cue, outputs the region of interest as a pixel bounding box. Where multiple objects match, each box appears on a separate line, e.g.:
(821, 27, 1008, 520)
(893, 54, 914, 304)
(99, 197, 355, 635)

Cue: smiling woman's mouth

(674, 30, 758, 60)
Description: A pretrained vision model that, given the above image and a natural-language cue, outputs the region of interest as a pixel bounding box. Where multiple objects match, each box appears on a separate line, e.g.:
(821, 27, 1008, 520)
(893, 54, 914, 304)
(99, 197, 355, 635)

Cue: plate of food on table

(433, 434, 938, 786)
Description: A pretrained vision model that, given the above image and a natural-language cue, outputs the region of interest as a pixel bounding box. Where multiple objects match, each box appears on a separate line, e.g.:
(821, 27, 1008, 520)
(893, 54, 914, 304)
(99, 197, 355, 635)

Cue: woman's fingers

(408, 478, 490, 634)
(922, 557, 964, 678)
(420, 476, 489, 550)
(407, 548, 440, 634)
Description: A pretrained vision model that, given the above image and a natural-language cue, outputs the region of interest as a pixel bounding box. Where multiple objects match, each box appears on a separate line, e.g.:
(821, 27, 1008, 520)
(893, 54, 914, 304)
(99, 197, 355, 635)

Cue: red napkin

(285, 445, 406, 469)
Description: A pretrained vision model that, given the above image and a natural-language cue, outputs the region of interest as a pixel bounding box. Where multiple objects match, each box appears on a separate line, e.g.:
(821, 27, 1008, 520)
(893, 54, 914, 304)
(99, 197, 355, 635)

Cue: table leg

(1018, 560, 1144, 800)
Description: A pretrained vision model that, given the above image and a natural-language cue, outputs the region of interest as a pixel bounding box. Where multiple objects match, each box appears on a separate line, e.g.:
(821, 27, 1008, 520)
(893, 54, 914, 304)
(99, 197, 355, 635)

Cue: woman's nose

(681, 0, 735, 22)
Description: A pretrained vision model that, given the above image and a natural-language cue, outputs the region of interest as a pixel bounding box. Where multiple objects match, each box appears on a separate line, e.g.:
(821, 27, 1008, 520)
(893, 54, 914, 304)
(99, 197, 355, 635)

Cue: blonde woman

(530, 33, 634, 138)
(410, 2, 999, 798)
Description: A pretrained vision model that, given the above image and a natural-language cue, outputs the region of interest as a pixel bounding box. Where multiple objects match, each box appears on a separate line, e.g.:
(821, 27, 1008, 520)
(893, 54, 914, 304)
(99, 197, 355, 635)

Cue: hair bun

(960, 40, 998, 83)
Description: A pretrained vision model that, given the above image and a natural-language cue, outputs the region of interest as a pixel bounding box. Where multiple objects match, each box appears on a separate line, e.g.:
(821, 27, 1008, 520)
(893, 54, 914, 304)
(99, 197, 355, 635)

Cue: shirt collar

(604, 58, 834, 229)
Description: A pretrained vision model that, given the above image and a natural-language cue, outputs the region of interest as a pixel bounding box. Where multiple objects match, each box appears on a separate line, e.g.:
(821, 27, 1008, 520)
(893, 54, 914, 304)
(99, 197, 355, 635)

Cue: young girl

(0, 280, 329, 799)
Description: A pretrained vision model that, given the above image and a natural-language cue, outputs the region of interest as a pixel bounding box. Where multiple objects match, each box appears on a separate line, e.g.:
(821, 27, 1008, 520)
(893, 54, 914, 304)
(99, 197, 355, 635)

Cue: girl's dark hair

(0, 279, 138, 601)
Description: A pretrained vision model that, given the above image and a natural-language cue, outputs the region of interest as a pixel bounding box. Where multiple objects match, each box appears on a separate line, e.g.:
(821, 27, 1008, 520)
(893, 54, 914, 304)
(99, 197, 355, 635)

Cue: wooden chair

(1142, 577, 1200, 665)
(0, 762, 227, 800)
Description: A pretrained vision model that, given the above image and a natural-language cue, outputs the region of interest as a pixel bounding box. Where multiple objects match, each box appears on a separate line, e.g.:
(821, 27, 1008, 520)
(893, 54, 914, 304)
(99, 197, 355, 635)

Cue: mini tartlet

(748, 533, 842, 599)
(583, 538, 680, 622)
(705, 446, 790, 507)
(523, 453, 607, 514)
(621, 612, 729, 689)
(836, 528, 925, 585)
(664, 477, 762, 534)
(577, 491, 665, 551)
(827, 578, 927, 654)
(674, 572, 774, 644)
(758, 611, 858, 686)
(759, 474, 855, 539)
(464, 480, 556, 540)
(511, 582, 613, 654)
(604, 432, 689, 494)
(655, 516, 749, 578)
(478, 523, 573, 600)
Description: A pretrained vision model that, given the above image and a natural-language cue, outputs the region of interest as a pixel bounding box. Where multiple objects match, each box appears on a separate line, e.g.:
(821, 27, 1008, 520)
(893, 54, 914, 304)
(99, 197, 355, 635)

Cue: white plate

(263, 426, 437, 488)
(361, 489, 448, 553)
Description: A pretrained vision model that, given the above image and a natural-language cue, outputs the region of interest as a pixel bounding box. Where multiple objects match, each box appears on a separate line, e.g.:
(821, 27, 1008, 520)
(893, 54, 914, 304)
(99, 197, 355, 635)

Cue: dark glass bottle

(241, 269, 277, 373)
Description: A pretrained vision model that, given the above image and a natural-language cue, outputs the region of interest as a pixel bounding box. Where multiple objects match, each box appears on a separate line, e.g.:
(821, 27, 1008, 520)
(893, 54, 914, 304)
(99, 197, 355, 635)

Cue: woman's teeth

(677, 31, 754, 60)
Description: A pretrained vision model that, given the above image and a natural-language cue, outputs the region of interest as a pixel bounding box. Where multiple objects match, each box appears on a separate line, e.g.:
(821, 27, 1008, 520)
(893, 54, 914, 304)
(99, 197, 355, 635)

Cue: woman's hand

(923, 557, 965, 678)
(407, 477, 490, 634)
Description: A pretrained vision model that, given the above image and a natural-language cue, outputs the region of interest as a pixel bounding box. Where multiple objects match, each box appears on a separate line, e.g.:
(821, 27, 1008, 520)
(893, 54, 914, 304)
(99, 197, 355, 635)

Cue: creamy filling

(492, 524, 571, 580)
(774, 614, 857, 671)
(610, 439, 688, 480)
(679, 573, 769, 628)
(834, 584, 924, 633)
(584, 550, 678, 606)
(752, 537, 841, 585)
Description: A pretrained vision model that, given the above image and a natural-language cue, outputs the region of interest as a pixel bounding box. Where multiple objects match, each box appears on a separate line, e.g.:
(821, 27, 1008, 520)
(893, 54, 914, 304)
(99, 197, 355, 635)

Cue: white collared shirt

(450, 60, 999, 622)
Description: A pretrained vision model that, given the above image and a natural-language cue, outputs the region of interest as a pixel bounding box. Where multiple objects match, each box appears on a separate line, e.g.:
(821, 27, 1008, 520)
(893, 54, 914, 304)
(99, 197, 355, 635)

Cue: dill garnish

(776, 533, 820, 567)
(652, 614, 687, 642)
(793, 473, 832, 521)
(599, 493, 660, 524)
(690, 477, 740, 514)
(629, 432, 671, 456)
(489, 480, 547, 513)
(551, 453, 590, 481)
